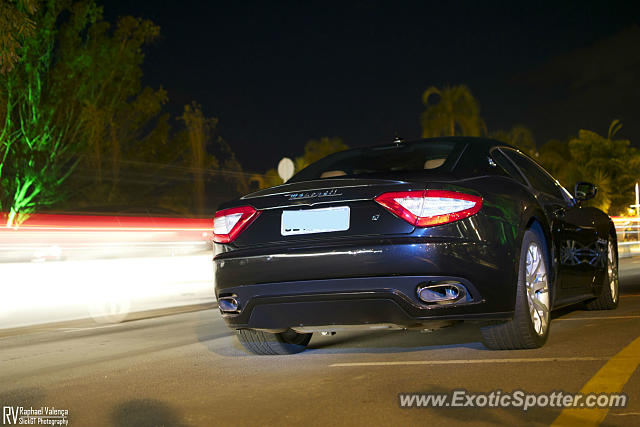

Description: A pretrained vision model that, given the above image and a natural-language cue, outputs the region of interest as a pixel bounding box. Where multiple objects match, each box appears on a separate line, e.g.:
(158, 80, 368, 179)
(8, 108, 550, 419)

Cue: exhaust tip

(218, 296, 239, 313)
(417, 281, 469, 305)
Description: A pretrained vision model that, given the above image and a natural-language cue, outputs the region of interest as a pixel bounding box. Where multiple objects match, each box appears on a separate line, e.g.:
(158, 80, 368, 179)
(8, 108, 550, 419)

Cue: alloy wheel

(525, 242, 550, 336)
(608, 240, 618, 303)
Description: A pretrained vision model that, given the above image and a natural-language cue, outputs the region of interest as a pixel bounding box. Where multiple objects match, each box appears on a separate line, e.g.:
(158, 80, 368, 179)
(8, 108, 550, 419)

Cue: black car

(213, 137, 618, 355)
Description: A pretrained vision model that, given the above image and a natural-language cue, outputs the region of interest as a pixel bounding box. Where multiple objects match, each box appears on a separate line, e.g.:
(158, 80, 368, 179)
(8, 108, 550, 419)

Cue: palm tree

(420, 85, 486, 138)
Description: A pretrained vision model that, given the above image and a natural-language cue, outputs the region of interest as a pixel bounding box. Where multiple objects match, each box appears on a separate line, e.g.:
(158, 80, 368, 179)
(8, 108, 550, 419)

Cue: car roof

(395, 136, 515, 150)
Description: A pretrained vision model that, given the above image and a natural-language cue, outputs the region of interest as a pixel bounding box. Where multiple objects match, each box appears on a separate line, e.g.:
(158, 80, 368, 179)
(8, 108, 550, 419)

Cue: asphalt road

(2, 259, 640, 427)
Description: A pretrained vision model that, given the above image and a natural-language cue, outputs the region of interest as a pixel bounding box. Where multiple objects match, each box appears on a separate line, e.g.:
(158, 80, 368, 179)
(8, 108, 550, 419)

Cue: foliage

(568, 120, 638, 213)
(252, 137, 348, 190)
(0, 0, 78, 226)
(180, 102, 219, 215)
(490, 125, 538, 157)
(163, 102, 251, 215)
(0, 1, 174, 224)
(417, 82, 635, 215)
(0, 0, 38, 74)
(250, 168, 282, 191)
(55, 3, 167, 207)
(0, 1, 254, 220)
(537, 120, 638, 213)
(3, 4, 635, 220)
(294, 136, 348, 171)
(421, 85, 486, 138)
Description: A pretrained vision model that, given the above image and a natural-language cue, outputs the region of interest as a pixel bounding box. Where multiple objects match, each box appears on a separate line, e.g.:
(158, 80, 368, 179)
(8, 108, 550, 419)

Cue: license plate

(281, 206, 350, 236)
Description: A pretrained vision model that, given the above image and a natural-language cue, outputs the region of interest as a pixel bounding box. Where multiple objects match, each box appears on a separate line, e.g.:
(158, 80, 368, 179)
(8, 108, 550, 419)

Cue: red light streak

(0, 213, 212, 232)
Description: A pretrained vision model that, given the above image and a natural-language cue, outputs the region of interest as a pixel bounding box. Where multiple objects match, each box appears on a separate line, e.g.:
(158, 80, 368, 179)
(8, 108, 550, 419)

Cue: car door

(500, 148, 600, 300)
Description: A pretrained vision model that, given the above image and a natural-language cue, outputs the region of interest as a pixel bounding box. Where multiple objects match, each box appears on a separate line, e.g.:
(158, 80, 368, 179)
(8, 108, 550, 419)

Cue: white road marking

(330, 356, 608, 367)
(59, 324, 123, 332)
(555, 315, 640, 321)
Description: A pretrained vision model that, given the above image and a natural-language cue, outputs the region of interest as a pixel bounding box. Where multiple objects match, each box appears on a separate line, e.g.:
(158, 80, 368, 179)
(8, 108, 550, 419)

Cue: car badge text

(287, 189, 342, 200)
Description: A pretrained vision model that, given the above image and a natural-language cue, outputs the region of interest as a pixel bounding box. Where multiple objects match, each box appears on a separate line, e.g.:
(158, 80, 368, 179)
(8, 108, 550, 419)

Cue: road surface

(1, 259, 640, 426)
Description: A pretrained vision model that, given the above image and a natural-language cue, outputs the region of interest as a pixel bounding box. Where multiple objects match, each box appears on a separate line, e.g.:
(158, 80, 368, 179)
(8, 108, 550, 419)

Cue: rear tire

(236, 329, 312, 355)
(585, 237, 619, 310)
(481, 228, 551, 350)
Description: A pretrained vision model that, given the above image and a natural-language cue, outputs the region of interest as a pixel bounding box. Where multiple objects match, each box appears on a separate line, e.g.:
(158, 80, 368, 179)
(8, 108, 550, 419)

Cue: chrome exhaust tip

(218, 296, 239, 313)
(417, 281, 469, 305)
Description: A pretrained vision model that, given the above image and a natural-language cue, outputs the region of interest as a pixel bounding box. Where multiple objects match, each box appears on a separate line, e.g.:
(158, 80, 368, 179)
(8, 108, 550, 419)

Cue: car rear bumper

(216, 275, 514, 331)
(214, 239, 518, 331)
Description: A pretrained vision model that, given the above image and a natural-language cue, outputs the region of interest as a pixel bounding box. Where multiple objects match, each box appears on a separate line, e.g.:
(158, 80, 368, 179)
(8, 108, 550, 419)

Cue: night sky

(104, 1, 640, 172)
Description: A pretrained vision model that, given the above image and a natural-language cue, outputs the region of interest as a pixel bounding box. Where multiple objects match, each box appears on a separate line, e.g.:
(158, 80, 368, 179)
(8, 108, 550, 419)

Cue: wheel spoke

(532, 302, 547, 332)
(529, 302, 538, 330)
(525, 241, 549, 336)
(530, 295, 549, 314)
(608, 241, 618, 302)
(531, 277, 548, 294)
(527, 247, 541, 282)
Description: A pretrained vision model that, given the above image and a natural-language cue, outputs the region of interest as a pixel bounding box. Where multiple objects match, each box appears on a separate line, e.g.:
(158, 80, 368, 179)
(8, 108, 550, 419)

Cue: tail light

(374, 190, 482, 227)
(213, 206, 260, 243)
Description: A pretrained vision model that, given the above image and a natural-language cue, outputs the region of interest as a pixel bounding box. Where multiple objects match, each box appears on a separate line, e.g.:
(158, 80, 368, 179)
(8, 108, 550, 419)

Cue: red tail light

(374, 190, 482, 227)
(213, 206, 260, 243)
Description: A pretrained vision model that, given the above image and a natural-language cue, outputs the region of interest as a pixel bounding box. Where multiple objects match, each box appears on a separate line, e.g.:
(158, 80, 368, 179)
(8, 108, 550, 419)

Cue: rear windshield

(289, 140, 462, 182)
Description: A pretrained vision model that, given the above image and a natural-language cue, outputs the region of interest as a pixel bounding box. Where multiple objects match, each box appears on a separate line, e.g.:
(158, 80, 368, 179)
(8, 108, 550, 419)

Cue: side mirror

(574, 182, 597, 202)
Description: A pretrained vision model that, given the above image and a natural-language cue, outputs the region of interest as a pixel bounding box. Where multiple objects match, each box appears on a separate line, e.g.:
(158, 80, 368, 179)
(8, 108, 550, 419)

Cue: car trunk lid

(232, 178, 425, 247)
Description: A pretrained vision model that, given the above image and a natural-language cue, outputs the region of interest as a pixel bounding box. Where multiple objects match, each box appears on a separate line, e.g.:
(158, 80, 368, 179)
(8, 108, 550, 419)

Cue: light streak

(0, 212, 215, 328)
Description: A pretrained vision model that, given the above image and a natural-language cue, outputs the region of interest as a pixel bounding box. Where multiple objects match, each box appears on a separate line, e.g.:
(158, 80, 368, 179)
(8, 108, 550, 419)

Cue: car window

(502, 149, 565, 200)
(290, 140, 462, 182)
(490, 148, 527, 186)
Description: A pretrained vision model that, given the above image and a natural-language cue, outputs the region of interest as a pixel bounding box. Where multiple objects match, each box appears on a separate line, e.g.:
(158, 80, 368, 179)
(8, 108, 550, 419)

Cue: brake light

(374, 190, 482, 227)
(213, 206, 260, 243)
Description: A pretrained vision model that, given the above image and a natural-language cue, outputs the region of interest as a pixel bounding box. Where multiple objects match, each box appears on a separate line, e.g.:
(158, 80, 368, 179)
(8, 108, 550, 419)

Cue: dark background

(103, 0, 640, 172)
